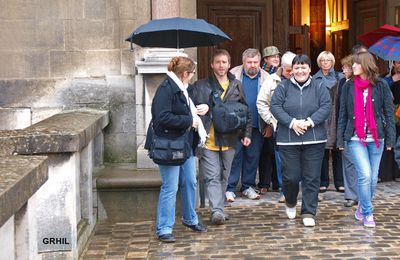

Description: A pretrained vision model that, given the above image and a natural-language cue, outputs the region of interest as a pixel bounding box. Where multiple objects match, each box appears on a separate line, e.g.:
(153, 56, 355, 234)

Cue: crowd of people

(146, 45, 400, 242)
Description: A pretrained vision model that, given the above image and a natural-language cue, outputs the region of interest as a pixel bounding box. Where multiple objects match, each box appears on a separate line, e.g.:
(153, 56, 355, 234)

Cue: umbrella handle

(130, 42, 134, 52)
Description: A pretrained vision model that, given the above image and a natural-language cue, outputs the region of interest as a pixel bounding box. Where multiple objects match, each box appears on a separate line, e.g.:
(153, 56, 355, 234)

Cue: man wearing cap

(257, 46, 282, 196)
(225, 48, 270, 201)
(262, 46, 281, 74)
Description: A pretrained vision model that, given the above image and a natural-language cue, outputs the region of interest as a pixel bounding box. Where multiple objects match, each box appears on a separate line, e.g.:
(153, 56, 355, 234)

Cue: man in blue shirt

(226, 48, 270, 201)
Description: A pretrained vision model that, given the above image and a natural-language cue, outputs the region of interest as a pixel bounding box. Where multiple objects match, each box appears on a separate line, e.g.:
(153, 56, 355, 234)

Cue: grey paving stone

(80, 182, 400, 260)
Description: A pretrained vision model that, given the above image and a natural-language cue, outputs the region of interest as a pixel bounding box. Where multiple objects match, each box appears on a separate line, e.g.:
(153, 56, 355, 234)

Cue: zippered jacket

(189, 72, 252, 147)
(270, 77, 332, 145)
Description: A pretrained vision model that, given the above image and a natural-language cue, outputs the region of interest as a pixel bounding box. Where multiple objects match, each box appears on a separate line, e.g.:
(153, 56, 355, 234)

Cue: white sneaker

(225, 191, 236, 202)
(242, 187, 260, 200)
(285, 206, 296, 219)
(302, 217, 315, 227)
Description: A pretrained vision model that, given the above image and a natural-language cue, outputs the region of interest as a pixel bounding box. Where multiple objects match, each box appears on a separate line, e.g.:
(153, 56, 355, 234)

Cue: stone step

(95, 163, 162, 221)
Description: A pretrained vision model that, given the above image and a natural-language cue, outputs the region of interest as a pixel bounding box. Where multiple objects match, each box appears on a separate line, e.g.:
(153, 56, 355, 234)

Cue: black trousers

(279, 143, 325, 218)
(258, 137, 278, 189)
(320, 149, 344, 189)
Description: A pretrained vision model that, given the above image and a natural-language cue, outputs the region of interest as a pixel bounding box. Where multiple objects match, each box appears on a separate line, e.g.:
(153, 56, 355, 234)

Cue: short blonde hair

(316, 51, 335, 68)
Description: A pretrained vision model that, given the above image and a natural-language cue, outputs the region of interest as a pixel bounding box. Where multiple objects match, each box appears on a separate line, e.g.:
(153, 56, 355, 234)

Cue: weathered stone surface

(118, 0, 139, 19)
(104, 133, 136, 163)
(85, 50, 121, 77)
(50, 51, 86, 77)
(121, 48, 135, 75)
(120, 19, 136, 48)
(36, 19, 65, 50)
(0, 108, 31, 130)
(84, 0, 106, 19)
(0, 20, 36, 50)
(1, 0, 36, 19)
(0, 79, 59, 107)
(36, 0, 73, 19)
(0, 110, 109, 155)
(64, 78, 110, 107)
(82, 182, 400, 259)
(0, 155, 48, 227)
(0, 51, 49, 78)
(70, 20, 119, 50)
(31, 107, 63, 125)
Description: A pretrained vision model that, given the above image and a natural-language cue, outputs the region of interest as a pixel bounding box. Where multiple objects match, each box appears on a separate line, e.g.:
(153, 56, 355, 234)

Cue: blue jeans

(156, 155, 198, 236)
(227, 129, 264, 192)
(275, 149, 283, 193)
(347, 140, 384, 217)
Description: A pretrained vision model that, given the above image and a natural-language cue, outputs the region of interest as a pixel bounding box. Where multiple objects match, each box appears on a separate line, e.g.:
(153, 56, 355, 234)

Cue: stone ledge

(0, 109, 109, 155)
(0, 155, 48, 227)
(96, 163, 160, 189)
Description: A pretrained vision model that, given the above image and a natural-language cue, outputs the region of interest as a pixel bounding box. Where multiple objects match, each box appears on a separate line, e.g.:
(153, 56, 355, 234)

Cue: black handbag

(145, 120, 190, 166)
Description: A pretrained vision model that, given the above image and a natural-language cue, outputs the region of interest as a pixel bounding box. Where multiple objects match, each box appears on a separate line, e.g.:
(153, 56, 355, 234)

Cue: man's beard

(246, 68, 258, 76)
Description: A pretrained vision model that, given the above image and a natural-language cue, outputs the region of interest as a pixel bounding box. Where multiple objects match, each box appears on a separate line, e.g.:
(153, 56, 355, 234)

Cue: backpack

(211, 82, 248, 134)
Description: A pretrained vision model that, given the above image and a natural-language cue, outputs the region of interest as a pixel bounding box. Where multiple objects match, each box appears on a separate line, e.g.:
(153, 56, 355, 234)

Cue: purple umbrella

(368, 35, 400, 61)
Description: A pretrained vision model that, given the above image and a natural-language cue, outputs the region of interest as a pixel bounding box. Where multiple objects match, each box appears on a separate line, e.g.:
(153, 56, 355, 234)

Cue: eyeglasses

(188, 70, 196, 74)
(321, 59, 332, 62)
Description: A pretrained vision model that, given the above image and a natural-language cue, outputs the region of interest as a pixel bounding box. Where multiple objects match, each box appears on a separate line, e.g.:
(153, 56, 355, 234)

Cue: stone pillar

(152, 0, 180, 19)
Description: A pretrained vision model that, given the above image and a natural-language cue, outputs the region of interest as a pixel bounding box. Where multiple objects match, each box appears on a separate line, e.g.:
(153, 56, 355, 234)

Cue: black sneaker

(182, 222, 207, 232)
(158, 233, 176, 243)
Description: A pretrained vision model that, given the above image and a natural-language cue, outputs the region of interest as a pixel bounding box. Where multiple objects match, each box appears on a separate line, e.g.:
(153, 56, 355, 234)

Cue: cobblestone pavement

(81, 182, 400, 260)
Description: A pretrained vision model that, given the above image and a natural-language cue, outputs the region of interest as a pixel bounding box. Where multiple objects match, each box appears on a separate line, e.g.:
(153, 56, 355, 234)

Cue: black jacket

(270, 77, 332, 145)
(149, 75, 196, 151)
(336, 78, 396, 148)
(189, 72, 252, 147)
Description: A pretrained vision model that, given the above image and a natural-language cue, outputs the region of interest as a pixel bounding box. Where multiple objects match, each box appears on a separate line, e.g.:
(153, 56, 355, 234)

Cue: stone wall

(0, 0, 152, 162)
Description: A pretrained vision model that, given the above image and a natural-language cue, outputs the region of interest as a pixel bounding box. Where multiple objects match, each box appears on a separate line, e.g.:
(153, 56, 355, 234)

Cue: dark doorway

(197, 0, 273, 78)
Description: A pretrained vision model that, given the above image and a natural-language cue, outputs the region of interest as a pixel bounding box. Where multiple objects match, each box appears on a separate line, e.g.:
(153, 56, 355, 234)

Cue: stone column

(152, 0, 180, 19)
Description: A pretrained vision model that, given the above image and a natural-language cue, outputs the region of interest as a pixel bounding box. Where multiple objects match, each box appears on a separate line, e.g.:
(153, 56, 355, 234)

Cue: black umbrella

(125, 17, 231, 49)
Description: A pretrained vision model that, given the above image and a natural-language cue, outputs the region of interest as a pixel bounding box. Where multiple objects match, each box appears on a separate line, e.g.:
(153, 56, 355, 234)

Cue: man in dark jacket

(189, 49, 252, 225)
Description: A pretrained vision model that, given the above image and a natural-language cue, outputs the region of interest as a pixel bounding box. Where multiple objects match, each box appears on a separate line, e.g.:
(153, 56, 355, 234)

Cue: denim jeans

(227, 129, 264, 192)
(275, 149, 283, 193)
(156, 155, 198, 236)
(279, 143, 325, 218)
(347, 140, 384, 217)
(342, 142, 358, 201)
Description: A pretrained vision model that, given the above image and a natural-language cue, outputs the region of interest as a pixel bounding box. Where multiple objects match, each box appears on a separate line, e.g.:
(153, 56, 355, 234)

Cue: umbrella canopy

(368, 36, 400, 61)
(125, 17, 231, 48)
(358, 24, 400, 47)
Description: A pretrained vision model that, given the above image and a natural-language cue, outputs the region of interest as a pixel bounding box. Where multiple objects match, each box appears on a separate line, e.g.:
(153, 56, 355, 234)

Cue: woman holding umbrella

(149, 56, 208, 242)
(337, 51, 395, 227)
